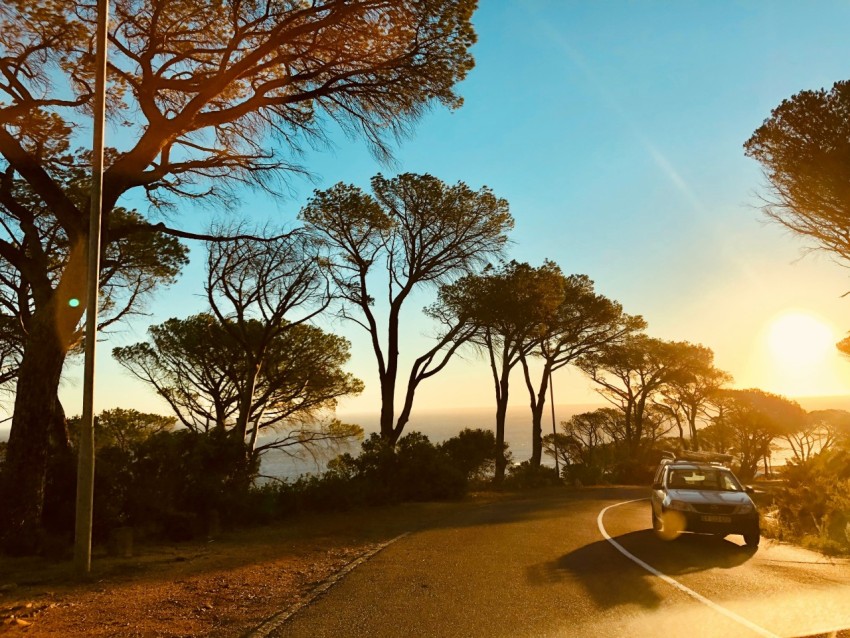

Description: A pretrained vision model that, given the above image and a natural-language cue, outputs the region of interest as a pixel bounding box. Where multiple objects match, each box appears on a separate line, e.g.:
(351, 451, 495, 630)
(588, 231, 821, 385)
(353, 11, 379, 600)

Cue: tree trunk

(529, 392, 545, 468)
(521, 355, 549, 469)
(0, 306, 70, 551)
(687, 410, 700, 451)
(494, 377, 510, 483)
(674, 416, 685, 450)
(380, 374, 397, 443)
(380, 303, 402, 444)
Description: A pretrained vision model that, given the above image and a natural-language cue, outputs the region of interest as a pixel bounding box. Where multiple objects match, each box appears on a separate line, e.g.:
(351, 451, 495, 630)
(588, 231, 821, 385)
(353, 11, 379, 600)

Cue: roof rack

(660, 450, 734, 465)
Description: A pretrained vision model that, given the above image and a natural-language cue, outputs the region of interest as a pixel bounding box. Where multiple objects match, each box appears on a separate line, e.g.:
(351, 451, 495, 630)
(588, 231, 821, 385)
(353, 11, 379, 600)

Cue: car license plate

(701, 515, 731, 523)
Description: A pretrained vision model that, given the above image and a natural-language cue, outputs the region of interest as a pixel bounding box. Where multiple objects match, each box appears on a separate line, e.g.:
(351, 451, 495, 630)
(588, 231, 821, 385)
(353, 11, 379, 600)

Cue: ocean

(258, 403, 600, 481)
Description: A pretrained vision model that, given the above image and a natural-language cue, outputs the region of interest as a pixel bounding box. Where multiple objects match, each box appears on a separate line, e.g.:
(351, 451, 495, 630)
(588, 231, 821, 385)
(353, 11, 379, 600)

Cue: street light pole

(74, 0, 109, 575)
(550, 368, 559, 477)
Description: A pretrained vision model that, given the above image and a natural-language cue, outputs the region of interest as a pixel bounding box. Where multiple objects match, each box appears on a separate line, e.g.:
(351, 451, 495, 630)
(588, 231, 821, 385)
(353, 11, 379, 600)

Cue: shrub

(504, 461, 561, 489)
(395, 432, 466, 501)
(439, 428, 499, 483)
(772, 449, 850, 553)
(324, 432, 466, 504)
(562, 463, 607, 486)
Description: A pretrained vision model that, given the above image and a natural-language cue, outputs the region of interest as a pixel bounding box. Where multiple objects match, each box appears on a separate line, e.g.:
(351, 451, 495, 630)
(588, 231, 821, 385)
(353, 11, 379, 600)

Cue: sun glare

(750, 310, 848, 398)
(766, 311, 835, 367)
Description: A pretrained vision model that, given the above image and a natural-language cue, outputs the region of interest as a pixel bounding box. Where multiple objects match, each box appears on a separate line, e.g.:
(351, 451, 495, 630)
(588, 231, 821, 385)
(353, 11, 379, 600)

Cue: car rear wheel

(744, 532, 760, 548)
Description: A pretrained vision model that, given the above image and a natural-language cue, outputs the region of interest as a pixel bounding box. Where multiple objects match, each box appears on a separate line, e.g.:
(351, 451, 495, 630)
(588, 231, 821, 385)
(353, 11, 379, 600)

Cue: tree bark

(0, 304, 71, 551)
(0, 240, 84, 550)
(521, 355, 549, 469)
(494, 376, 510, 483)
(379, 302, 402, 444)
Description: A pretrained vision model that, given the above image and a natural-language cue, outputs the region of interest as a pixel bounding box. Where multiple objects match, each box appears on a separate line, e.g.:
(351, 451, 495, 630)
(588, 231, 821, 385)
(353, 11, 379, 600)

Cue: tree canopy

(577, 336, 714, 458)
(435, 260, 563, 480)
(707, 388, 806, 481)
(113, 314, 363, 459)
(302, 172, 513, 443)
(745, 80, 850, 262)
(0, 0, 478, 544)
(518, 268, 645, 467)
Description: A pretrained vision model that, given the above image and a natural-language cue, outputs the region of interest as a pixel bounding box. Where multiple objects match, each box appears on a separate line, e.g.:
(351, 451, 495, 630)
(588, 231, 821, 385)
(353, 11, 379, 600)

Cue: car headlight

(667, 499, 695, 512)
(733, 502, 755, 515)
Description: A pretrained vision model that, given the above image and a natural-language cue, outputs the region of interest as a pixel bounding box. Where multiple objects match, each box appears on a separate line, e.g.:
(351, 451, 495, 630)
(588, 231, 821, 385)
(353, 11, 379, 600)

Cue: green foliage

(128, 430, 257, 539)
(745, 80, 850, 263)
(235, 431, 473, 519)
(113, 314, 363, 453)
(327, 432, 467, 504)
(710, 389, 806, 481)
(561, 463, 608, 486)
(438, 428, 500, 482)
(504, 461, 561, 489)
(771, 449, 850, 553)
(68, 408, 176, 453)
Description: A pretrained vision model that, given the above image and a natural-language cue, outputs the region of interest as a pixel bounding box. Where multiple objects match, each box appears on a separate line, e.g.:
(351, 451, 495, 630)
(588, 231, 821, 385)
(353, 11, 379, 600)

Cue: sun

(766, 311, 835, 367)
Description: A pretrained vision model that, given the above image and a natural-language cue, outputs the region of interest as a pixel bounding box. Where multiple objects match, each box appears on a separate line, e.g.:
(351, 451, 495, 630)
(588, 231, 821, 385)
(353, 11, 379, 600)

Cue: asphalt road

(257, 487, 850, 638)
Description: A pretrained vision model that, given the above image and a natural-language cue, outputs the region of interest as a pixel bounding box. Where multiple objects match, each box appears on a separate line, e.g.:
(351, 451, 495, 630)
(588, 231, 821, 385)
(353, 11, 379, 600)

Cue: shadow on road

(527, 530, 756, 610)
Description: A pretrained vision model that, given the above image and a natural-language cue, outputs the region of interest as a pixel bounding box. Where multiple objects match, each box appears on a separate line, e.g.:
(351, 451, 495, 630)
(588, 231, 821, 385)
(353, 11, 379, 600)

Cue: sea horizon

(2, 395, 848, 481)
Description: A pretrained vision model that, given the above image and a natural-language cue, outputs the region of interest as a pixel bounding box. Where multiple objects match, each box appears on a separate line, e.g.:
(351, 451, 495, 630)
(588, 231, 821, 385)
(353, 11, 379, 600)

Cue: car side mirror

(745, 486, 755, 495)
(652, 482, 663, 490)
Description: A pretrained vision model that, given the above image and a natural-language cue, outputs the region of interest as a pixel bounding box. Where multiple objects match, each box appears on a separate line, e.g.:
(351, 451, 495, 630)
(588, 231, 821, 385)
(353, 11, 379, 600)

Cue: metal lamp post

(74, 0, 108, 575)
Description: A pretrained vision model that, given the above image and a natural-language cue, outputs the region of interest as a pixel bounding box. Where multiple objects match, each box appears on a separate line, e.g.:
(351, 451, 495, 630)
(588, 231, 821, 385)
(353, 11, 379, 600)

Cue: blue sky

(37, 1, 850, 426)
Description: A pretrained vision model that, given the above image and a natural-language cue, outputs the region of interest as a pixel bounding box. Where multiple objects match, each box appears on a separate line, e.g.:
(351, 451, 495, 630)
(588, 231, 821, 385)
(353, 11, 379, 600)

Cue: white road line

(597, 499, 780, 638)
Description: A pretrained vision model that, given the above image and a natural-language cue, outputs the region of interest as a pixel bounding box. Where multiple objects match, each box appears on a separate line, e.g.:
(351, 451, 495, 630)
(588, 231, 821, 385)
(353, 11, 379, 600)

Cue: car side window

(720, 472, 741, 491)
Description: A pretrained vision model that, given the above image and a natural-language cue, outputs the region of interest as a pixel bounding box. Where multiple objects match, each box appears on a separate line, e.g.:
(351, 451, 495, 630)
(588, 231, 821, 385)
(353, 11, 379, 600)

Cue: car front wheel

(743, 532, 760, 548)
(651, 509, 661, 532)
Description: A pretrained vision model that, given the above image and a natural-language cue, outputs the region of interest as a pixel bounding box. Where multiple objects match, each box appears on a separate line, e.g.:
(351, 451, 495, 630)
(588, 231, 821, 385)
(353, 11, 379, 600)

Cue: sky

(17, 1, 850, 431)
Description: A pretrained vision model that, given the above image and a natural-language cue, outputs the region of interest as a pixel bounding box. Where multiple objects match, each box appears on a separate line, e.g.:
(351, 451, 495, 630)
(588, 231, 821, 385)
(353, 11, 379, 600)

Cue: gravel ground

(0, 500, 473, 637)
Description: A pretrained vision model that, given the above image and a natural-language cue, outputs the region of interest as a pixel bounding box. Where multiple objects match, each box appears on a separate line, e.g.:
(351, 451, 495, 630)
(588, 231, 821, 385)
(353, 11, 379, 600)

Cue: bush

(396, 432, 466, 500)
(240, 431, 469, 518)
(67, 429, 262, 542)
(562, 463, 607, 486)
(609, 459, 654, 485)
(504, 461, 561, 489)
(771, 449, 850, 553)
(50, 426, 513, 543)
(323, 432, 466, 504)
(439, 428, 499, 483)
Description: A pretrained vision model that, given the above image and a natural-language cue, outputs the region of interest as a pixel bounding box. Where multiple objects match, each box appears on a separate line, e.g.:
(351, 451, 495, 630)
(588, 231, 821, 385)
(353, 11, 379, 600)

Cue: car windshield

(667, 468, 743, 492)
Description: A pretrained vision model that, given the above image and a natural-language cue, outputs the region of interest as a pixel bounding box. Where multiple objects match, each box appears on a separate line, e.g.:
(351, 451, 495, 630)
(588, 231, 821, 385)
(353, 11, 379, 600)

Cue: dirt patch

(0, 500, 478, 637)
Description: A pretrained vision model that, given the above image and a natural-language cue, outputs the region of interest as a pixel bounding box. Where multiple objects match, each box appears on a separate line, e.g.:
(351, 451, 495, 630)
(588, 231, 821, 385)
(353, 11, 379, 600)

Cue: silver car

(650, 455, 760, 548)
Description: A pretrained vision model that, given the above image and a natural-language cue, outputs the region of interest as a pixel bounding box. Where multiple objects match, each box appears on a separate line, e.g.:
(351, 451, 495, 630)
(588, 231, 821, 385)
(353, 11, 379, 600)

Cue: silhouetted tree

(68, 408, 176, 454)
(302, 174, 512, 444)
(439, 428, 501, 482)
(544, 409, 610, 468)
(437, 261, 562, 481)
(783, 409, 850, 463)
(0, 0, 478, 541)
(577, 336, 698, 459)
(745, 80, 850, 262)
(518, 268, 645, 467)
(707, 389, 806, 481)
(205, 227, 332, 452)
(656, 344, 731, 451)
(114, 315, 363, 463)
